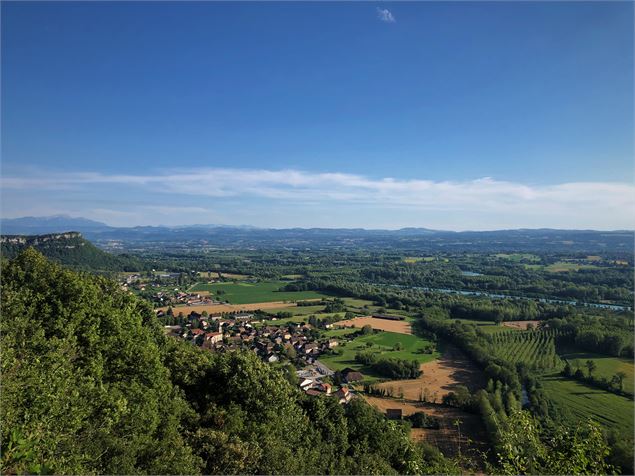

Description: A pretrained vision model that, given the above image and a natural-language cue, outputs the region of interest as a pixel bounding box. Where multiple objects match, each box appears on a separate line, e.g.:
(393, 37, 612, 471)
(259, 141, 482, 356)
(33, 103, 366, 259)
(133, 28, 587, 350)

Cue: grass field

(403, 256, 435, 263)
(560, 350, 634, 393)
(319, 331, 439, 381)
(540, 374, 634, 435)
(495, 253, 540, 262)
(322, 328, 359, 338)
(544, 261, 600, 273)
(188, 281, 327, 304)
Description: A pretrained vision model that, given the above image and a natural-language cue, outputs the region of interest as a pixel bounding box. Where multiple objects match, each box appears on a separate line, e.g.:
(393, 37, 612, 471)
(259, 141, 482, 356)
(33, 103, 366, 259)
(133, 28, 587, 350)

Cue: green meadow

(189, 280, 327, 304)
(319, 331, 439, 381)
(540, 374, 634, 435)
(561, 351, 634, 394)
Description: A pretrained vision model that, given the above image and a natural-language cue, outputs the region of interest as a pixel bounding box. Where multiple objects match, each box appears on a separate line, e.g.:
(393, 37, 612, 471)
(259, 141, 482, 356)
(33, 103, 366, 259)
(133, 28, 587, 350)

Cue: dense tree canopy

(0, 249, 456, 475)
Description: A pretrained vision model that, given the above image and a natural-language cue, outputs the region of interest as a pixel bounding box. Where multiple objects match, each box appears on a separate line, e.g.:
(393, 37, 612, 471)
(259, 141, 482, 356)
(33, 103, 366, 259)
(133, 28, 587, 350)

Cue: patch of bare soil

(335, 316, 412, 334)
(502, 320, 540, 330)
(375, 345, 485, 402)
(158, 301, 298, 314)
(364, 396, 488, 461)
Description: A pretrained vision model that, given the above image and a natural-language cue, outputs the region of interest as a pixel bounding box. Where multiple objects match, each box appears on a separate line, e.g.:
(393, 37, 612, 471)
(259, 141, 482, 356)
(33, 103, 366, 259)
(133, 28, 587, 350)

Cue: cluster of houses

(296, 366, 365, 404)
(161, 309, 362, 405)
(163, 310, 339, 365)
(151, 291, 219, 307)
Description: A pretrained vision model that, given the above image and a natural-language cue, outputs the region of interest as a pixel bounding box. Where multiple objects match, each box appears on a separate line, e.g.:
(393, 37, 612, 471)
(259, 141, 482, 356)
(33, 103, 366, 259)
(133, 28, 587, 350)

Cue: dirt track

(375, 345, 485, 402)
(335, 316, 412, 334)
(158, 301, 298, 314)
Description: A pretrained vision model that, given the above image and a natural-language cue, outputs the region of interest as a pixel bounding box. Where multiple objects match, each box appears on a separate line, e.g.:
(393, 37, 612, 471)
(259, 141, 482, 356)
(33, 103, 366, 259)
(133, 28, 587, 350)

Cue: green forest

(1, 246, 631, 475)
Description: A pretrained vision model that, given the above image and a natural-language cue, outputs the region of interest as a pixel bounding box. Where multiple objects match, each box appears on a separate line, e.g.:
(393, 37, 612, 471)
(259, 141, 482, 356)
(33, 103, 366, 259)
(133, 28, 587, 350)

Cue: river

(372, 283, 633, 312)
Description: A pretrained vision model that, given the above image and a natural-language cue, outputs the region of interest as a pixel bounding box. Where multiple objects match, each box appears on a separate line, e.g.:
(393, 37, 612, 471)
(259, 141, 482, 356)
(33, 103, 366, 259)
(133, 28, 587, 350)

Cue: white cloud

(2, 167, 634, 230)
(376, 7, 395, 23)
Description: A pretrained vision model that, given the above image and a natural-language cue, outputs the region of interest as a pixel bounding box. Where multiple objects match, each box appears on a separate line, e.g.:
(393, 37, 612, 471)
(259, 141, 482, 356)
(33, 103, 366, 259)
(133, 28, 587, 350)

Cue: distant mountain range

(1, 215, 633, 253)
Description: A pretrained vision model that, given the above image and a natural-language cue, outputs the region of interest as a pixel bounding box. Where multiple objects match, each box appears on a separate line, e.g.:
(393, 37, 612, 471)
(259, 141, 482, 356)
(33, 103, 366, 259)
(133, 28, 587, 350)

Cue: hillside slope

(0, 249, 456, 475)
(0, 232, 144, 271)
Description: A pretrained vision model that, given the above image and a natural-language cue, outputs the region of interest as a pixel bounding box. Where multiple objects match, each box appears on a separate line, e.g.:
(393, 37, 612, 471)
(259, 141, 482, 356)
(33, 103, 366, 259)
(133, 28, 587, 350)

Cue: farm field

(403, 256, 435, 263)
(364, 396, 487, 460)
(336, 316, 412, 334)
(489, 331, 564, 371)
(495, 253, 540, 262)
(158, 301, 298, 314)
(319, 331, 438, 381)
(502, 320, 541, 330)
(189, 280, 327, 304)
(375, 345, 485, 401)
(540, 374, 634, 435)
(322, 327, 358, 338)
(560, 350, 635, 394)
(545, 261, 601, 272)
(264, 305, 325, 316)
(342, 297, 375, 308)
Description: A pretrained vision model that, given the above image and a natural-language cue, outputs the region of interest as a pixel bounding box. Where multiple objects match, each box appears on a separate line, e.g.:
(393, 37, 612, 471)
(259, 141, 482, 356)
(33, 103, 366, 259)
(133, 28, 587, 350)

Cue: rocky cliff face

(1, 232, 83, 246)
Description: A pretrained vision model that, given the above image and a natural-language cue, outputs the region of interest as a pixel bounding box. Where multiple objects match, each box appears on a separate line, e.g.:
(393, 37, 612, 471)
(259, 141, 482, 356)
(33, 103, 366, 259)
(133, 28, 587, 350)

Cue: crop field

(319, 331, 438, 380)
(336, 316, 412, 334)
(188, 280, 327, 304)
(560, 350, 634, 394)
(264, 305, 326, 316)
(375, 345, 485, 401)
(540, 374, 634, 434)
(158, 301, 299, 314)
(489, 330, 564, 371)
(502, 320, 541, 330)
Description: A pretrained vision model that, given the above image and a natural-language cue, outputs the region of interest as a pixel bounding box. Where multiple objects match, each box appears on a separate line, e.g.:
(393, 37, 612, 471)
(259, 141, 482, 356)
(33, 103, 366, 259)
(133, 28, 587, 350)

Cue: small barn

(386, 408, 403, 420)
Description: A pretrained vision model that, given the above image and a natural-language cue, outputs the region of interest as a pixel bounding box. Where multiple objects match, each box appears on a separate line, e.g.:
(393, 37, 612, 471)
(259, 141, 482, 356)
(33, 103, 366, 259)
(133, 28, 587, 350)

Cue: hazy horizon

(3, 213, 634, 233)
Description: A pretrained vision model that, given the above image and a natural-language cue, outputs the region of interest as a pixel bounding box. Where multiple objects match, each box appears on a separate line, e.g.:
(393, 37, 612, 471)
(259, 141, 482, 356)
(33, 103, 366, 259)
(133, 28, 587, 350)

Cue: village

(158, 303, 364, 405)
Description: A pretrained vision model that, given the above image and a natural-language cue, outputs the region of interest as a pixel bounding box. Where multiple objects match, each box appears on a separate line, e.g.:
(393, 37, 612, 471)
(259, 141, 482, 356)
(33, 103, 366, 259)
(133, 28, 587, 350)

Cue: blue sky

(1, 1, 633, 229)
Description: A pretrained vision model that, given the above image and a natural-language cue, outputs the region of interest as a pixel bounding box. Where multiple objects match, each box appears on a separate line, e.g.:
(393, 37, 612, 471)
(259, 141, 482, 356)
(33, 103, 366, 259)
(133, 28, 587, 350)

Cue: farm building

(234, 312, 254, 320)
(342, 368, 364, 383)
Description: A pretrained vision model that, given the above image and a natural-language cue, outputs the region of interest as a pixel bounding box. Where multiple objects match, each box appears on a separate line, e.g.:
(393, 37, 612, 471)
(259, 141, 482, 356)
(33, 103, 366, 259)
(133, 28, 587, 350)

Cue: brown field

(364, 396, 488, 460)
(158, 301, 298, 314)
(375, 346, 485, 402)
(502, 320, 541, 330)
(335, 316, 412, 334)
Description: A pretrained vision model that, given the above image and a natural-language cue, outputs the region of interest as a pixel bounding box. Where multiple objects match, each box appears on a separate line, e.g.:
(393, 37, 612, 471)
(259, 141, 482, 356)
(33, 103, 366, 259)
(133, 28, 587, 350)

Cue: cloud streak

(2, 167, 634, 230)
(376, 7, 395, 23)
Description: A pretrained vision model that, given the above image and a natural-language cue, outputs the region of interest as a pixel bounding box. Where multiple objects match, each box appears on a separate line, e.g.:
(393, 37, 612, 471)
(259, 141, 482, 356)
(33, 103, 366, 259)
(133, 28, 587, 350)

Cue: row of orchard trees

(477, 381, 614, 475)
(487, 330, 565, 372)
(416, 314, 628, 474)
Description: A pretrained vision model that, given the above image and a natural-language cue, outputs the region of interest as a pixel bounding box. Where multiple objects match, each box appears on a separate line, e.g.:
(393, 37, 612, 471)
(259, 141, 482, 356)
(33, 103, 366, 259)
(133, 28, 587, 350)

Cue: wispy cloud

(376, 7, 396, 23)
(2, 167, 634, 230)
